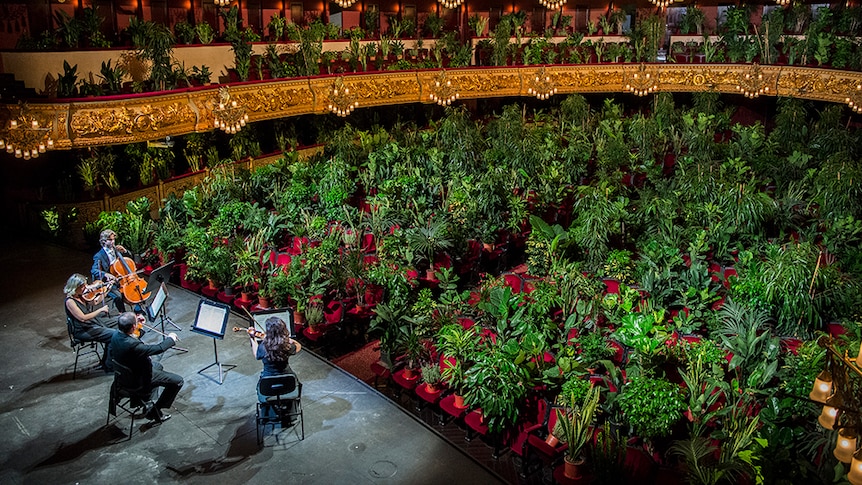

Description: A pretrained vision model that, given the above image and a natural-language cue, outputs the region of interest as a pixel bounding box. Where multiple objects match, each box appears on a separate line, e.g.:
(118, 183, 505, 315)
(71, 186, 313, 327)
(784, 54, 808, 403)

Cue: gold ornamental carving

(75, 200, 107, 223)
(69, 101, 195, 140)
(456, 70, 521, 97)
(3, 65, 862, 153)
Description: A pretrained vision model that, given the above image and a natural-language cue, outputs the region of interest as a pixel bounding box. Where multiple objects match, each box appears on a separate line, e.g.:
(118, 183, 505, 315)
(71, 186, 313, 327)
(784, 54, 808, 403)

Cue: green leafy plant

(556, 385, 602, 463)
(196, 21, 215, 44)
(618, 375, 686, 439)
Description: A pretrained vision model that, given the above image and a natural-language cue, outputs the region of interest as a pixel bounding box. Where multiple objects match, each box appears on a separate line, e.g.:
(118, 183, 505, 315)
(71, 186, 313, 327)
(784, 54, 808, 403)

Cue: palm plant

(405, 216, 453, 272)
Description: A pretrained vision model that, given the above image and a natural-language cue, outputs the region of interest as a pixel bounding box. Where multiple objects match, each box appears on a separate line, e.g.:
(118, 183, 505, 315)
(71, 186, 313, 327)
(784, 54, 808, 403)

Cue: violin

(234, 326, 265, 339)
(110, 250, 151, 304)
(81, 280, 111, 302)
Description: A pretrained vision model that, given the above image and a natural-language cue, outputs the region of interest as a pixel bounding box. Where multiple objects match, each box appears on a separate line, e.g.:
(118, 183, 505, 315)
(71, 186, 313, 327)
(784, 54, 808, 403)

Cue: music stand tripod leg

(197, 339, 236, 385)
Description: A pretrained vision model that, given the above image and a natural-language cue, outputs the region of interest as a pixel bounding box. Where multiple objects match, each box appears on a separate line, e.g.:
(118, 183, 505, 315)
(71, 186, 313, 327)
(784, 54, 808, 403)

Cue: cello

(110, 250, 151, 304)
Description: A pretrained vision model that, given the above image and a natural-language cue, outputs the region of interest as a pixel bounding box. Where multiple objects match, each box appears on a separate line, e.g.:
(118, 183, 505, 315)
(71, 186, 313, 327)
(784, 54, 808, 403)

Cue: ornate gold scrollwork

(2, 65, 859, 152)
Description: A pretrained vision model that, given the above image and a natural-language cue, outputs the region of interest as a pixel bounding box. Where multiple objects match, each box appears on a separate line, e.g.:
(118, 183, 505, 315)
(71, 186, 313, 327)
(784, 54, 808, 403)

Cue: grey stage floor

(0, 236, 504, 485)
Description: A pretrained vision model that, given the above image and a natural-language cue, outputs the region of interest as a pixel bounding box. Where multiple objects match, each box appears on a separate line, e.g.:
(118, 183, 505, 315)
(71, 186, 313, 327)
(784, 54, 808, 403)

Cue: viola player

(64, 273, 116, 370)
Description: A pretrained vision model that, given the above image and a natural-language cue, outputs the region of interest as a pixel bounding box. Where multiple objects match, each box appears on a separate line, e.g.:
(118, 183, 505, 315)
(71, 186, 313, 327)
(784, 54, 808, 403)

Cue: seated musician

(248, 317, 302, 403)
(91, 229, 127, 314)
(110, 312, 183, 423)
(64, 273, 117, 369)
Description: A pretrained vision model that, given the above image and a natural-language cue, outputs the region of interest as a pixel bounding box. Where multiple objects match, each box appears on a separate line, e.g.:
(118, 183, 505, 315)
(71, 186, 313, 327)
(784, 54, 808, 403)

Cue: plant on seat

(555, 385, 601, 480)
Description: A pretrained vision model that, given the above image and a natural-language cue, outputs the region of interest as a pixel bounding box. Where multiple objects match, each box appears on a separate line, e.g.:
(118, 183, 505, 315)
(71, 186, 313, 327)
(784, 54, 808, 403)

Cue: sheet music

(194, 302, 228, 336)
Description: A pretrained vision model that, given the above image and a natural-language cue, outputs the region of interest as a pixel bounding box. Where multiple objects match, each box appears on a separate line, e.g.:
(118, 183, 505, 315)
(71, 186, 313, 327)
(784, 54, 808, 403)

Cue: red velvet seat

(324, 299, 343, 325)
(415, 382, 444, 406)
(200, 284, 218, 299)
(503, 273, 523, 293)
(523, 403, 569, 475)
(370, 360, 391, 389)
(392, 368, 420, 392)
(439, 393, 469, 423)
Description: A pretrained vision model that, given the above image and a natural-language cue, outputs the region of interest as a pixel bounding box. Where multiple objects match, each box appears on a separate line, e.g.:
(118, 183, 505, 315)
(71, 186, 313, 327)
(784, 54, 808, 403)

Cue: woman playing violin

(91, 229, 127, 313)
(64, 273, 117, 368)
(249, 317, 301, 403)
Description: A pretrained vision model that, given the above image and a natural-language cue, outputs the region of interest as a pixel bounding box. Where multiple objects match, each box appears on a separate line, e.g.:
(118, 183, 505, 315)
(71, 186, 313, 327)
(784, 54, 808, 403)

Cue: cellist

(91, 229, 127, 314)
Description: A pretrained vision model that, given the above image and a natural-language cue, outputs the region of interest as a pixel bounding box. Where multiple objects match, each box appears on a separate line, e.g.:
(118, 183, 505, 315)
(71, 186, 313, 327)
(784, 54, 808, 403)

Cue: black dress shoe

(145, 407, 170, 422)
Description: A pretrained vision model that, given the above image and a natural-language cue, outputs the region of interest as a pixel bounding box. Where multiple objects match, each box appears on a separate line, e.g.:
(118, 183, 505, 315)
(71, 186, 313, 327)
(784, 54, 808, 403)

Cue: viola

(81, 280, 111, 302)
(110, 251, 151, 304)
(234, 326, 265, 339)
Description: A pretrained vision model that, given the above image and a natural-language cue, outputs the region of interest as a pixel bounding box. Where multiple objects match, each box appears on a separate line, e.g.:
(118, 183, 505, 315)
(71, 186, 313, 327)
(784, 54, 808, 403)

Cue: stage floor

(0, 235, 504, 485)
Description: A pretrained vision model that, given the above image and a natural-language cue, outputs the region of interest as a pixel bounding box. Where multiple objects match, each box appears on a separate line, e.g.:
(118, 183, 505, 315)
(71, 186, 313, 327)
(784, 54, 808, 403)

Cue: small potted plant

(556, 386, 602, 480)
(232, 244, 259, 302)
(549, 376, 591, 446)
(420, 363, 443, 394)
(304, 302, 324, 336)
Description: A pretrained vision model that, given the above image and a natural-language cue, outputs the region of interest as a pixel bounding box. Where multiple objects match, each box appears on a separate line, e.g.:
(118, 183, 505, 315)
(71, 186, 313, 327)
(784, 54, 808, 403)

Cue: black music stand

(144, 282, 188, 353)
(192, 299, 235, 385)
(146, 260, 179, 330)
(247, 307, 296, 338)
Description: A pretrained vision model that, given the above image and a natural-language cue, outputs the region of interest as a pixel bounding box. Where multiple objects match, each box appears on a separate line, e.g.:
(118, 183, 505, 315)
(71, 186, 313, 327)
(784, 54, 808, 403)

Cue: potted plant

(232, 243, 259, 302)
(549, 376, 591, 446)
(437, 323, 479, 406)
(617, 375, 686, 441)
(304, 302, 324, 335)
(576, 331, 614, 372)
(556, 385, 602, 480)
(420, 363, 443, 393)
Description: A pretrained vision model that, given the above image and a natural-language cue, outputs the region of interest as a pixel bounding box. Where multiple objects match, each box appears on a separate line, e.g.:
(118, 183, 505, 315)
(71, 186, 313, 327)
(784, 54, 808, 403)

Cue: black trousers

(150, 362, 183, 410)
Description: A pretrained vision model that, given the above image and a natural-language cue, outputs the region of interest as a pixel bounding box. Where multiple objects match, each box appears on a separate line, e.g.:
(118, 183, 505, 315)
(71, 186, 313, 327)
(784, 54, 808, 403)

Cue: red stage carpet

(330, 340, 381, 384)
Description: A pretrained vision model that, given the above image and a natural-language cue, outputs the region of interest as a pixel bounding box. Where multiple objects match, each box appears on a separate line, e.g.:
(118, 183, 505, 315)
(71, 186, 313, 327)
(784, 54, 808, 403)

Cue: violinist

(64, 273, 117, 370)
(91, 229, 127, 314)
(249, 317, 301, 403)
(110, 312, 183, 423)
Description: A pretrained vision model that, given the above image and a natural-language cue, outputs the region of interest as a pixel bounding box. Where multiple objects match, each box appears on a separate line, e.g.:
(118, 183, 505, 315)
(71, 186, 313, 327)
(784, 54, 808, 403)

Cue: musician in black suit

(110, 312, 183, 422)
(91, 229, 127, 313)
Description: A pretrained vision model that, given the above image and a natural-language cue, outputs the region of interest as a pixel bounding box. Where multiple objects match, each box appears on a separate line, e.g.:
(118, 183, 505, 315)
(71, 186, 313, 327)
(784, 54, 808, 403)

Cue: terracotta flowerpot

(564, 456, 586, 480)
(294, 310, 306, 325)
(545, 433, 560, 447)
(402, 367, 418, 380)
(453, 394, 468, 409)
(257, 296, 271, 309)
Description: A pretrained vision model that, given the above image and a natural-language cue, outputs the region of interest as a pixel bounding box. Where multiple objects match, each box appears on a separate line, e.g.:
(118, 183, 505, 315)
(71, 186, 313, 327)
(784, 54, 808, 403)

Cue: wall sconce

(212, 86, 249, 134)
(526, 67, 557, 100)
(735, 63, 770, 98)
(333, 0, 358, 8)
(439, 0, 464, 9)
(0, 103, 55, 159)
(849, 449, 862, 485)
(846, 84, 862, 114)
(215, 0, 231, 6)
(625, 63, 658, 97)
(538, 0, 567, 9)
(836, 428, 859, 464)
(810, 370, 833, 403)
(429, 71, 460, 106)
(819, 393, 843, 429)
(328, 77, 359, 117)
(812, 335, 862, 484)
